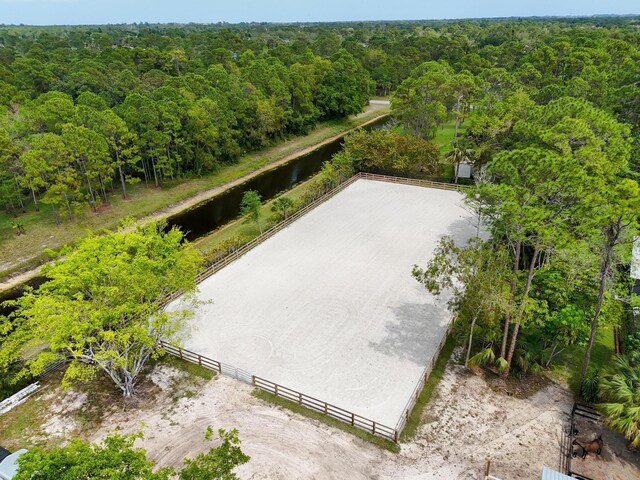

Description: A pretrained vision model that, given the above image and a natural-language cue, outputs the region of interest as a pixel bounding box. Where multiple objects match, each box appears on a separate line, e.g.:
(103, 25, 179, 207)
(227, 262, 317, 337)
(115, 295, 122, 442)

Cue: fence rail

(253, 376, 397, 441)
(395, 322, 453, 434)
(161, 173, 362, 306)
(160, 341, 399, 442)
(358, 172, 463, 192)
(196, 173, 361, 282)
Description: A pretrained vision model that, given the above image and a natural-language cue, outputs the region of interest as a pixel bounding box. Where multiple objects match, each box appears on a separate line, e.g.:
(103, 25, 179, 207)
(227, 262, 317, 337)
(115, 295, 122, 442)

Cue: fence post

(251, 375, 256, 386)
(179, 348, 183, 359)
(324, 403, 328, 415)
(351, 413, 355, 426)
(298, 392, 302, 405)
(275, 384, 278, 396)
(198, 355, 202, 367)
(372, 422, 376, 435)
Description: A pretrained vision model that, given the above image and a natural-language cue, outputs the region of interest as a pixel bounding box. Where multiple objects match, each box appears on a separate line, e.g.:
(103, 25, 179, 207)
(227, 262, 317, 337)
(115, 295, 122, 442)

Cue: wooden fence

(358, 172, 463, 192)
(253, 375, 398, 442)
(160, 173, 362, 306)
(162, 171, 463, 307)
(160, 171, 464, 441)
(160, 341, 399, 442)
(395, 322, 453, 434)
(195, 173, 361, 284)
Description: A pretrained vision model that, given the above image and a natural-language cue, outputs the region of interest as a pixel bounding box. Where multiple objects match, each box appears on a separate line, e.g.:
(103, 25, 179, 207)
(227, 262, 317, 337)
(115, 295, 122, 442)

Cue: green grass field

(550, 324, 615, 395)
(433, 123, 467, 153)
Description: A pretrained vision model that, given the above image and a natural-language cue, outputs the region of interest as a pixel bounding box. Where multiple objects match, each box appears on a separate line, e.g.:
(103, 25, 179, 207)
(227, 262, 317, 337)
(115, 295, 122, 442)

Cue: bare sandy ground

(85, 357, 580, 480)
(167, 179, 477, 428)
(5, 353, 638, 479)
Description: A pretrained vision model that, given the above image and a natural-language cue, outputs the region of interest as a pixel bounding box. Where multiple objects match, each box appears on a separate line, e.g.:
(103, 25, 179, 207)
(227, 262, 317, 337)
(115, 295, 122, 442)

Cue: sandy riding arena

(168, 178, 477, 429)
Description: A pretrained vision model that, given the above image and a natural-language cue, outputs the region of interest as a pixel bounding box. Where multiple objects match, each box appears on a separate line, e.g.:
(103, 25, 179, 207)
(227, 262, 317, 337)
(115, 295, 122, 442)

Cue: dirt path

(0, 105, 389, 294)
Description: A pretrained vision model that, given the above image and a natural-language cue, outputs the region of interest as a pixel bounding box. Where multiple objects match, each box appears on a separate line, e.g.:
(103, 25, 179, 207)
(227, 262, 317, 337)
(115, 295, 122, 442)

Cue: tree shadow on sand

(369, 301, 450, 366)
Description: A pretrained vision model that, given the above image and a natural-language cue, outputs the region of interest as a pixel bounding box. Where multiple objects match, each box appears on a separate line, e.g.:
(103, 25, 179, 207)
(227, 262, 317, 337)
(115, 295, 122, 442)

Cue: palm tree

(445, 142, 470, 184)
(599, 356, 640, 446)
(271, 196, 295, 221)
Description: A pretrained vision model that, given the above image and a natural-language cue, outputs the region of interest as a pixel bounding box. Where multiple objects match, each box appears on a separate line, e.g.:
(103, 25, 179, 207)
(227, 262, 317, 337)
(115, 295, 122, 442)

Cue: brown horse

(572, 435, 603, 459)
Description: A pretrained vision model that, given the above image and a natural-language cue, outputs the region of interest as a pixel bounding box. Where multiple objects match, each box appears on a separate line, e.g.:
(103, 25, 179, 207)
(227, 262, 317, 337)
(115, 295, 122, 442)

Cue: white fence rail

(0, 382, 40, 415)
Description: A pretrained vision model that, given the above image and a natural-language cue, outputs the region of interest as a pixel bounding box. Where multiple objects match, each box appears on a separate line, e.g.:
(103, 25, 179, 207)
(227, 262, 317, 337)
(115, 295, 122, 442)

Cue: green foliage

(472, 94, 635, 378)
(318, 151, 356, 188)
(599, 356, 640, 445)
(13, 428, 249, 480)
(469, 347, 496, 368)
(0, 27, 376, 223)
(11, 220, 25, 235)
(179, 428, 250, 480)
(624, 331, 640, 364)
(582, 367, 600, 403)
(342, 129, 440, 178)
(413, 237, 511, 367)
(0, 361, 34, 401)
(392, 62, 452, 139)
(315, 49, 374, 118)
(545, 306, 590, 349)
(0, 222, 201, 396)
(495, 357, 509, 374)
(240, 190, 263, 233)
(270, 195, 295, 221)
(14, 431, 173, 480)
(204, 234, 253, 264)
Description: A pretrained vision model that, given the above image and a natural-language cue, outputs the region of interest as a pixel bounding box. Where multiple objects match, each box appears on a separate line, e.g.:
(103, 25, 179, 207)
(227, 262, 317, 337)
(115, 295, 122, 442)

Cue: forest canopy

(2, 15, 640, 444)
(2, 18, 640, 220)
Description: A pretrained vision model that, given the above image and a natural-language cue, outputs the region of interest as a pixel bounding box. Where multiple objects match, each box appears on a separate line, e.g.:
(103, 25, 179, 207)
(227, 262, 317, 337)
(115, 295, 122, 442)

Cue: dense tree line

(2, 16, 640, 446)
(2, 18, 640, 365)
(3, 18, 640, 221)
(0, 26, 375, 221)
(413, 93, 640, 441)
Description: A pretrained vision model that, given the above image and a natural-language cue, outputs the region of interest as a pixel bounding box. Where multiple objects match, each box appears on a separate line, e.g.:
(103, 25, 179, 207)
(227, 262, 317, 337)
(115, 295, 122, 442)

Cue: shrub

(581, 367, 600, 402)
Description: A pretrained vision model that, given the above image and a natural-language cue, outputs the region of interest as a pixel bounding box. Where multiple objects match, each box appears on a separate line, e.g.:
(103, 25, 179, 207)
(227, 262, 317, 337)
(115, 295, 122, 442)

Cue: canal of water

(0, 115, 390, 312)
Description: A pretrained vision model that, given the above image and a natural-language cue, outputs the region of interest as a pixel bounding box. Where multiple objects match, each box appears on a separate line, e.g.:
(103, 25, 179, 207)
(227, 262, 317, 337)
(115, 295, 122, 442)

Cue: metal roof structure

(541, 466, 574, 480)
(632, 236, 640, 280)
(0, 449, 27, 480)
